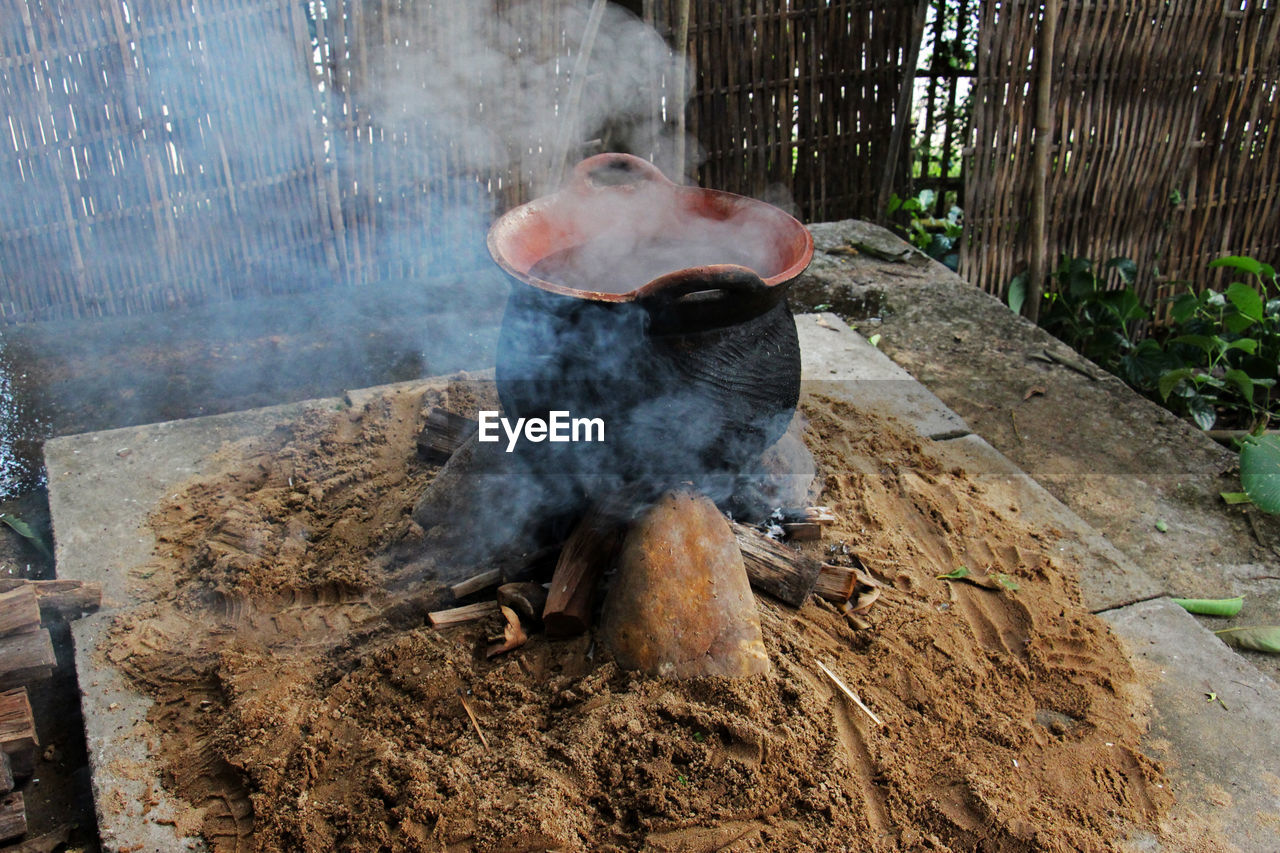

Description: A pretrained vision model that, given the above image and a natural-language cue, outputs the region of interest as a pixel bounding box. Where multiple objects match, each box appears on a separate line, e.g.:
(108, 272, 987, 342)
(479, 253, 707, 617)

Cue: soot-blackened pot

(486, 153, 813, 493)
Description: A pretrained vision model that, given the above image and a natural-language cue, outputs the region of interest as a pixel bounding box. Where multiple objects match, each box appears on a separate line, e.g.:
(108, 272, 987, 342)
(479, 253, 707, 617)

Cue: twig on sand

(459, 692, 490, 751)
(817, 659, 884, 728)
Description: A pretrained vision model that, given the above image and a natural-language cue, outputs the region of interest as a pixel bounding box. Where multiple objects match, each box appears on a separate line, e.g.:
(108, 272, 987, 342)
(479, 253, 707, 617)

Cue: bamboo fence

(964, 0, 1280, 310)
(647, 0, 918, 221)
(0, 0, 915, 324)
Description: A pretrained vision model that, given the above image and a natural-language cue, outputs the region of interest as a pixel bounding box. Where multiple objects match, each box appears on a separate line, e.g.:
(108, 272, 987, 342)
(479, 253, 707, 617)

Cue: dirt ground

(97, 380, 1177, 852)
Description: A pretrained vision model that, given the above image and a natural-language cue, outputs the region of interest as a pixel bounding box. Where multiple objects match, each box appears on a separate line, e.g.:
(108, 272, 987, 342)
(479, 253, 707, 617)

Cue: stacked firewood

(0, 580, 101, 845)
(414, 407, 883, 653)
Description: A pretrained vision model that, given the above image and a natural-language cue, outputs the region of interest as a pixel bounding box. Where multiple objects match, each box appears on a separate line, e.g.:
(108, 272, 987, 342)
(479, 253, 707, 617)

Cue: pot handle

(633, 265, 770, 311)
(571, 153, 674, 191)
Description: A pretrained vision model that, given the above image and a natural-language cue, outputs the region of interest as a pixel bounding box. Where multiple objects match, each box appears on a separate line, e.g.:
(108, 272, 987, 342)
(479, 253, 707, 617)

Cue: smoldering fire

(477, 410, 604, 452)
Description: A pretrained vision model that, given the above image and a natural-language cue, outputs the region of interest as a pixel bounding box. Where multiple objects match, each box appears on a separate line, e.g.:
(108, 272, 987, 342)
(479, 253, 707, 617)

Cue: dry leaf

(486, 605, 528, 658)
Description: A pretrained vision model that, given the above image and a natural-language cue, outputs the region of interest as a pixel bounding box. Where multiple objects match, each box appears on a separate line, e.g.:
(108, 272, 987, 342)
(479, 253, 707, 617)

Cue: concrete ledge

(796, 312, 970, 440)
(1104, 598, 1280, 853)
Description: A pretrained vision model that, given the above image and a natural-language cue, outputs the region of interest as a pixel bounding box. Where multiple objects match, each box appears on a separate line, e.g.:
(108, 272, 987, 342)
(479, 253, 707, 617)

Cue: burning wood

(542, 505, 624, 638)
(449, 569, 501, 600)
(496, 582, 548, 630)
(781, 522, 822, 541)
(731, 522, 823, 606)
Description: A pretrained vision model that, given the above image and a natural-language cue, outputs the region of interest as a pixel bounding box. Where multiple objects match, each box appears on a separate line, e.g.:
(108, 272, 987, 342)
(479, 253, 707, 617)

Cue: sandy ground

(100, 380, 1172, 852)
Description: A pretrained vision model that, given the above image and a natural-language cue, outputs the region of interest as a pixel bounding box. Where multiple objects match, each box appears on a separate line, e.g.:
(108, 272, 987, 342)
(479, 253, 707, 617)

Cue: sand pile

(102, 380, 1169, 852)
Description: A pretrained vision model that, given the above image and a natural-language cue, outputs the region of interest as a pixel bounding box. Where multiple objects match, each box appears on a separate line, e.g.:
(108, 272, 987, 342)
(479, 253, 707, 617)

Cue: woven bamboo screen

(0, 0, 914, 324)
(0, 0, 339, 322)
(964, 0, 1280, 307)
(646, 0, 917, 221)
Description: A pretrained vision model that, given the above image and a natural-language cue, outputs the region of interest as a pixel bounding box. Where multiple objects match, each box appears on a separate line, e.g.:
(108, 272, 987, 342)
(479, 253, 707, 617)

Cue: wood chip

(428, 600, 499, 628)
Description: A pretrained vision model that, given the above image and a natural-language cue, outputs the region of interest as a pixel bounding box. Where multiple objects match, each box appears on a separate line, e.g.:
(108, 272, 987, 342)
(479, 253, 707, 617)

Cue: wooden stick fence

(964, 0, 1280, 312)
(0, 0, 916, 324)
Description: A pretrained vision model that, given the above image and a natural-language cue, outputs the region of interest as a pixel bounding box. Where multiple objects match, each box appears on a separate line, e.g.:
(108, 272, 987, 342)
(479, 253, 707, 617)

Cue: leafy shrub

(1014, 253, 1280, 511)
(1156, 256, 1278, 432)
(887, 190, 962, 270)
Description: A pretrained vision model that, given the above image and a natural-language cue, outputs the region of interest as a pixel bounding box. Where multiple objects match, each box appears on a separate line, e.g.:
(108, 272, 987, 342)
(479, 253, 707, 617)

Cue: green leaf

(1215, 626, 1280, 654)
(1223, 368, 1256, 405)
(937, 566, 971, 580)
(1105, 257, 1138, 285)
(1169, 293, 1200, 324)
(1172, 596, 1244, 617)
(1007, 272, 1027, 315)
(1209, 256, 1266, 277)
(1223, 312, 1257, 334)
(1158, 367, 1195, 401)
(0, 514, 53, 559)
(1187, 395, 1217, 431)
(1168, 334, 1216, 355)
(993, 573, 1019, 592)
(1226, 281, 1265, 322)
(1240, 434, 1280, 513)
(1155, 519, 1169, 533)
(868, 333, 882, 348)
(1220, 491, 1253, 505)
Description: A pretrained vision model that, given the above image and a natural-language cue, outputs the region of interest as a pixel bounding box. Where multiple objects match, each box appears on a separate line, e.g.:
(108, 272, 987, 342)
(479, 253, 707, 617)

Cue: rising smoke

(0, 1, 699, 495)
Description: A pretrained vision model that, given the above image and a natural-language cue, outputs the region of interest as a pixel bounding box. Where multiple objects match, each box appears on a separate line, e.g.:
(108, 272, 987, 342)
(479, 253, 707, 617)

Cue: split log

(543, 505, 625, 638)
(0, 631, 55, 690)
(0, 580, 101, 621)
(416, 408, 478, 464)
(781, 522, 822, 542)
(428, 600, 500, 629)
(0, 587, 40, 639)
(815, 563, 858, 602)
(449, 569, 501, 600)
(731, 522, 824, 607)
(0, 791, 25, 843)
(0, 750, 11, 795)
(0, 689, 36, 781)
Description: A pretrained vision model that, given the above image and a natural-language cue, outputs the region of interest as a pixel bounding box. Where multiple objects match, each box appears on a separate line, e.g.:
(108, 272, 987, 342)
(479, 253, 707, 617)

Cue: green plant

(1019, 252, 1280, 514)
(886, 190, 963, 270)
(1157, 256, 1278, 431)
(1034, 256, 1176, 391)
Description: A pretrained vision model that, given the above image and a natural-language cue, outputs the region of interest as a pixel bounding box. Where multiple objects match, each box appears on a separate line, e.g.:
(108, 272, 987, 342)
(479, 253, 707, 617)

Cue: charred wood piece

(416, 408, 479, 463)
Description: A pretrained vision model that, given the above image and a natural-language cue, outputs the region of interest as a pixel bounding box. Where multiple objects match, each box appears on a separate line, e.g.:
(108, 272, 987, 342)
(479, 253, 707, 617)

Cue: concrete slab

(47, 398, 334, 851)
(1104, 598, 1280, 853)
(796, 311, 970, 440)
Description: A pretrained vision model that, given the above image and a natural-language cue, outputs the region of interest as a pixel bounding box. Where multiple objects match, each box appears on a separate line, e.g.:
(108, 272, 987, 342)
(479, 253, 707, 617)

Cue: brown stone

(600, 490, 770, 678)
